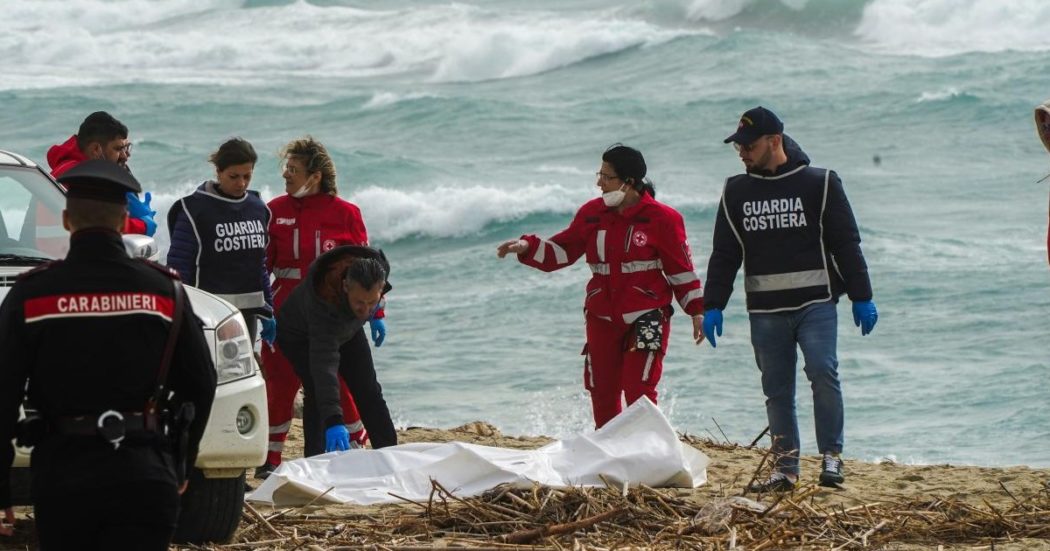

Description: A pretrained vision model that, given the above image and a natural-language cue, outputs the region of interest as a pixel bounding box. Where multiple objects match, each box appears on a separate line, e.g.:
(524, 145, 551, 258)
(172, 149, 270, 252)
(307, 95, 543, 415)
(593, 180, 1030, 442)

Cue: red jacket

(266, 193, 376, 313)
(47, 135, 147, 235)
(517, 193, 703, 323)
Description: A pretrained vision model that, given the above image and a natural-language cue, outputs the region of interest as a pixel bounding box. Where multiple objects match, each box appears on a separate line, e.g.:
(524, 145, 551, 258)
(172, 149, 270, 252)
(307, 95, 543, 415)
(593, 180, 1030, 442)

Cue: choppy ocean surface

(2, 0, 1048, 468)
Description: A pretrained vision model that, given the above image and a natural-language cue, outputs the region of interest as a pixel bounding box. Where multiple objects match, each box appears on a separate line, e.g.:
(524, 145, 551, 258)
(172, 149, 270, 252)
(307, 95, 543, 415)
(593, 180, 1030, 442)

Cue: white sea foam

(855, 0, 1050, 57)
(681, 0, 1050, 56)
(362, 92, 439, 110)
(916, 87, 965, 103)
(1, 1, 693, 90)
(349, 183, 589, 243)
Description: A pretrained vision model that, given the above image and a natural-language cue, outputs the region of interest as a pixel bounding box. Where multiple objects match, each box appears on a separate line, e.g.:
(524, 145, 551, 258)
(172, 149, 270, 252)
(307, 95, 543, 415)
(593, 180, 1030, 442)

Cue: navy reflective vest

(710, 165, 871, 313)
(172, 183, 271, 309)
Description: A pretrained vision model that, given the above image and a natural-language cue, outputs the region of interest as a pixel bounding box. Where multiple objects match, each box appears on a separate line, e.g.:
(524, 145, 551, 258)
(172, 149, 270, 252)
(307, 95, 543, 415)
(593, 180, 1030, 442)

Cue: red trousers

(583, 312, 671, 429)
(262, 343, 365, 466)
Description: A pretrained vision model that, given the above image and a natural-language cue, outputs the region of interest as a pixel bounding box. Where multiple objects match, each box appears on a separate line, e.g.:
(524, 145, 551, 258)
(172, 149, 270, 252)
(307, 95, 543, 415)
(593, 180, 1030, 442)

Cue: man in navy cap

(701, 107, 878, 492)
(0, 160, 216, 549)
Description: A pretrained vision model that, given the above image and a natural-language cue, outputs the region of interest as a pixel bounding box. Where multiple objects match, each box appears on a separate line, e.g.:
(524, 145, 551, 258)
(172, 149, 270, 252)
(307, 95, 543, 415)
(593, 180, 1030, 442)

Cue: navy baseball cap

(57, 159, 141, 204)
(723, 106, 784, 145)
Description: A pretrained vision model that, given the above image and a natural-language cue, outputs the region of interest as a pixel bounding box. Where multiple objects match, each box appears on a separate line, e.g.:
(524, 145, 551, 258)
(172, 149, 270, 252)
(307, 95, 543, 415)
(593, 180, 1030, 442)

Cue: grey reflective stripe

(589, 263, 610, 275)
(621, 259, 663, 273)
(273, 267, 302, 279)
(267, 441, 284, 452)
(745, 269, 830, 292)
(596, 230, 607, 262)
(678, 288, 703, 310)
(586, 352, 594, 388)
(622, 308, 652, 324)
(216, 291, 266, 309)
(641, 351, 655, 382)
(269, 421, 292, 434)
(292, 228, 299, 259)
(315, 230, 321, 257)
(346, 420, 364, 433)
(666, 271, 698, 286)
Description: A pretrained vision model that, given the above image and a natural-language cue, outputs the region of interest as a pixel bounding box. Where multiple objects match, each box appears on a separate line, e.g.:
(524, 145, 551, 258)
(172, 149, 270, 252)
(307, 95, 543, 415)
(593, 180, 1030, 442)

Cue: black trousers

(281, 329, 397, 455)
(34, 479, 179, 550)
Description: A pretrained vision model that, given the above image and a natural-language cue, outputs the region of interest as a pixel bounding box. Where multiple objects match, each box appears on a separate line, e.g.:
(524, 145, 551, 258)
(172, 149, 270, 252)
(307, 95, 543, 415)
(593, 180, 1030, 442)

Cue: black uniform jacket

(277, 245, 390, 429)
(704, 136, 873, 313)
(0, 229, 216, 507)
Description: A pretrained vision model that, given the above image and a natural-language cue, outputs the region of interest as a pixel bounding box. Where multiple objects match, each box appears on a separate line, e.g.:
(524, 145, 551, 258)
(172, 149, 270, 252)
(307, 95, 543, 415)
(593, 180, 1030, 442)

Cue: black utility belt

(55, 410, 162, 450)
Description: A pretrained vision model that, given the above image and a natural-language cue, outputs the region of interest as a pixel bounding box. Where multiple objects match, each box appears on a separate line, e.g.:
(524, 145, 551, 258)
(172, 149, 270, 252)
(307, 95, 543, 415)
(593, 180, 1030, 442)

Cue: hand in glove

(140, 214, 158, 237)
(496, 238, 528, 258)
(126, 191, 156, 219)
(702, 309, 723, 348)
(260, 316, 277, 346)
(325, 424, 350, 452)
(369, 318, 386, 347)
(852, 300, 878, 336)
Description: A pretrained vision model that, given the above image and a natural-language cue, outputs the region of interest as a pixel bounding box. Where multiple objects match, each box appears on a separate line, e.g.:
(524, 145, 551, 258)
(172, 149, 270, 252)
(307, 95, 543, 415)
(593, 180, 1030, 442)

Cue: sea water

(2, 0, 1048, 468)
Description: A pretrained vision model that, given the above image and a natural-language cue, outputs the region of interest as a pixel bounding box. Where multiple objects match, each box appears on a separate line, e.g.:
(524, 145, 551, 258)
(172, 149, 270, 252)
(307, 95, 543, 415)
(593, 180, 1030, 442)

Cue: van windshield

(0, 165, 68, 260)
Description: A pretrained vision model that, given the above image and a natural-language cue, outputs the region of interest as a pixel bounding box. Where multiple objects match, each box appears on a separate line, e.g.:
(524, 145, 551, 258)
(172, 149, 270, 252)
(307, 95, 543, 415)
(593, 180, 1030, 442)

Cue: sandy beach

(231, 420, 1050, 550)
(0, 417, 1047, 550)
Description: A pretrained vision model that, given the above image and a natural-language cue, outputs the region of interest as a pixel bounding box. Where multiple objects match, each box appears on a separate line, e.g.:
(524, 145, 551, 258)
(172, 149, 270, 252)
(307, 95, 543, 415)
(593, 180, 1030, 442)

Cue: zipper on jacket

(292, 228, 300, 260)
(624, 224, 634, 254)
(315, 230, 322, 257)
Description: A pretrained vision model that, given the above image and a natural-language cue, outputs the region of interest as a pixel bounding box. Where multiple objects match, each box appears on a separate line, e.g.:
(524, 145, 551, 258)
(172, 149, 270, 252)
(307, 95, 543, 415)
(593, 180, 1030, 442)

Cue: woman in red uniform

(257, 137, 385, 477)
(497, 144, 704, 428)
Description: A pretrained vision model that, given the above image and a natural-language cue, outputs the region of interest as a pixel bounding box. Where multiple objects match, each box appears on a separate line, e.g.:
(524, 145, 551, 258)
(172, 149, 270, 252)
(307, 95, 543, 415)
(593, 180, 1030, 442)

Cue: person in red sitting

(46, 111, 157, 239)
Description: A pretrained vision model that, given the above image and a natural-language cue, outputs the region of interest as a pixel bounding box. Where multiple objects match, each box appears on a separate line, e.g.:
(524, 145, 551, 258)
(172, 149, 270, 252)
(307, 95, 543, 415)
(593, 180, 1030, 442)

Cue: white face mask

(602, 185, 627, 207)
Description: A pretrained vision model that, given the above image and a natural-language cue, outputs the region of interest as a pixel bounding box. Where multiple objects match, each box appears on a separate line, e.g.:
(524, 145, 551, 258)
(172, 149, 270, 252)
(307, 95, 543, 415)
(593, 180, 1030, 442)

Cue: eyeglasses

(732, 136, 776, 153)
(119, 143, 132, 155)
(596, 172, 620, 182)
(283, 163, 308, 176)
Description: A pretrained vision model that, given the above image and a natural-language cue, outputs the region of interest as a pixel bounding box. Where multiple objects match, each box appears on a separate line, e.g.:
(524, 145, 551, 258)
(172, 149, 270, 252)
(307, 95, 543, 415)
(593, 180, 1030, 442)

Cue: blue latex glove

(126, 191, 156, 219)
(260, 316, 277, 345)
(139, 214, 157, 237)
(852, 300, 878, 336)
(369, 318, 386, 347)
(702, 309, 723, 348)
(325, 424, 350, 452)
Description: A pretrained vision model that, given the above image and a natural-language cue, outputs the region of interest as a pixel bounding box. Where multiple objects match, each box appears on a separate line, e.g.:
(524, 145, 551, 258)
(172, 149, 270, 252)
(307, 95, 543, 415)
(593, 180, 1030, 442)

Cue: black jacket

(0, 229, 216, 507)
(277, 245, 390, 428)
(704, 136, 873, 313)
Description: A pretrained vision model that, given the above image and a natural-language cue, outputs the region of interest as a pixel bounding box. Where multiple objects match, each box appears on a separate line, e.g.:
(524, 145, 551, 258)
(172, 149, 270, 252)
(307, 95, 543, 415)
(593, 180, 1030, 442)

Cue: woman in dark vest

(167, 138, 275, 343)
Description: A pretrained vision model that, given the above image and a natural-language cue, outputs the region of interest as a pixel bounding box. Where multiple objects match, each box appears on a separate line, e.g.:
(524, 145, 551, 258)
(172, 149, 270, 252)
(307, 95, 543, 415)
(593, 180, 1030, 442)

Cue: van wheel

(172, 468, 245, 544)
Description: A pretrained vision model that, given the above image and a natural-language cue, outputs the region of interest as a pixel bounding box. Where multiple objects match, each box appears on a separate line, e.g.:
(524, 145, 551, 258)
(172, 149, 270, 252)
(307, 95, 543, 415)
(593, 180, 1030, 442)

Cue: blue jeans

(749, 300, 843, 475)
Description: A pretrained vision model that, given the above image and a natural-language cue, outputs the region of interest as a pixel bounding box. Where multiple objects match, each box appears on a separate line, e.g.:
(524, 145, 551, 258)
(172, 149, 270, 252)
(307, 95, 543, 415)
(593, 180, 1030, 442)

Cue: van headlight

(214, 314, 254, 384)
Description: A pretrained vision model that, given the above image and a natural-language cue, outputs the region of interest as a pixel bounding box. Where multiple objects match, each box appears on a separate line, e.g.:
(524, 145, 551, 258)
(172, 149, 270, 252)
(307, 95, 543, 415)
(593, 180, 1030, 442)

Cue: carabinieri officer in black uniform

(0, 160, 216, 550)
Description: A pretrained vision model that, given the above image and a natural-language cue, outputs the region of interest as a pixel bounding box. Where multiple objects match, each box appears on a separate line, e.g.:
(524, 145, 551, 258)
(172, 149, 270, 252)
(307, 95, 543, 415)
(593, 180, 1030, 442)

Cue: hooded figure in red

(498, 144, 705, 428)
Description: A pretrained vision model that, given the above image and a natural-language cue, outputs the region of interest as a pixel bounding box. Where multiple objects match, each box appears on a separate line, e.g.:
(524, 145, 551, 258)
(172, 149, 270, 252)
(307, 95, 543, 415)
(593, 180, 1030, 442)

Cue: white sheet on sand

(247, 398, 709, 507)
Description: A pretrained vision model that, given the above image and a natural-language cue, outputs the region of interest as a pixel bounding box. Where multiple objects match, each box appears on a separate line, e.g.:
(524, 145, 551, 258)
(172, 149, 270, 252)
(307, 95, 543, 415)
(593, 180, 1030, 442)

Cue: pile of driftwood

(188, 475, 1050, 550)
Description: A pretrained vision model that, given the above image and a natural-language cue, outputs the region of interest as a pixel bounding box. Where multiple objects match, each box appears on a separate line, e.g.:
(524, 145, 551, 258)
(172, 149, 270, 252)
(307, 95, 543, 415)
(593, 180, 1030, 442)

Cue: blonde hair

(281, 136, 337, 195)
